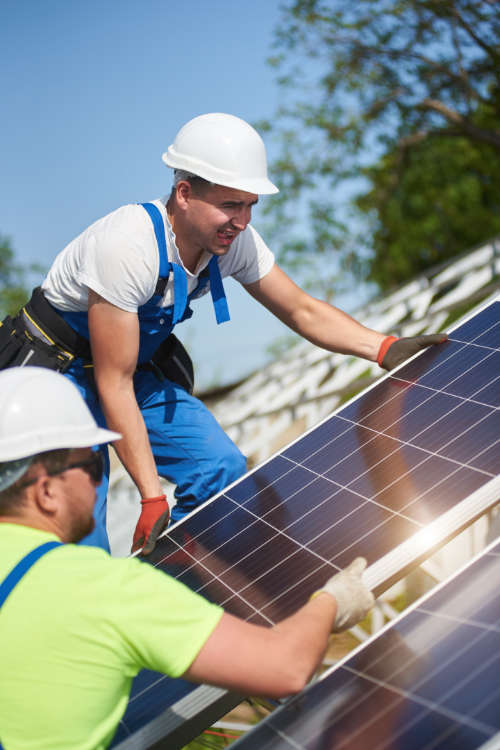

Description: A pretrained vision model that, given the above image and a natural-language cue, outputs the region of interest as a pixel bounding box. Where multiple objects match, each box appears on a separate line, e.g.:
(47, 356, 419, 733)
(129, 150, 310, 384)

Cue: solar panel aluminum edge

(477, 734, 500, 750)
(364, 474, 500, 597)
(113, 295, 500, 749)
(229, 535, 500, 750)
(112, 685, 243, 750)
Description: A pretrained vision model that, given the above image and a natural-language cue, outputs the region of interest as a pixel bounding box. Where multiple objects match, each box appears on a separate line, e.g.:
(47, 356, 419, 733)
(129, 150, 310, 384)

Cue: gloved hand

(377, 333, 448, 371)
(131, 494, 170, 555)
(314, 557, 374, 632)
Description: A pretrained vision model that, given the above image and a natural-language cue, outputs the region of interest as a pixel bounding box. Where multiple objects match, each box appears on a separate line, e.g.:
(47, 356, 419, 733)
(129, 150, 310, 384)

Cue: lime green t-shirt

(0, 524, 223, 749)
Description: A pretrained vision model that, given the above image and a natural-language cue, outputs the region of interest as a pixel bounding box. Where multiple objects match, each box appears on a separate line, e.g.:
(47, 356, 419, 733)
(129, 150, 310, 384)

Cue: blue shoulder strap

(140, 202, 230, 325)
(208, 256, 230, 324)
(140, 202, 188, 325)
(140, 202, 169, 279)
(0, 541, 62, 609)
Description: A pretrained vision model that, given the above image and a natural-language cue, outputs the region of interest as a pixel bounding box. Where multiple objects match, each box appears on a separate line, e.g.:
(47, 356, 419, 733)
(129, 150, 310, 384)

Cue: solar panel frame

(229, 535, 500, 750)
(364, 474, 499, 596)
(112, 685, 242, 750)
(112, 295, 500, 750)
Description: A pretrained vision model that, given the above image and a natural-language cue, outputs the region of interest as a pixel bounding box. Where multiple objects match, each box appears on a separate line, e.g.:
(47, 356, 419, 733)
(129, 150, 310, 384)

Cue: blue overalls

(57, 203, 246, 551)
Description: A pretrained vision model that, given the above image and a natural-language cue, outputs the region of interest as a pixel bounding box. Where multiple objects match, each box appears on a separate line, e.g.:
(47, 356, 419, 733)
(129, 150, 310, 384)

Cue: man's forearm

(291, 298, 385, 361)
(248, 266, 445, 367)
(97, 380, 163, 499)
(269, 593, 338, 688)
(185, 595, 337, 698)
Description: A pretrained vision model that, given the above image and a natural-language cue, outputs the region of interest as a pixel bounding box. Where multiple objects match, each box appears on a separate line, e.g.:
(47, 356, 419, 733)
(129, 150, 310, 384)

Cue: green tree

(357, 127, 500, 288)
(261, 0, 500, 292)
(0, 235, 40, 318)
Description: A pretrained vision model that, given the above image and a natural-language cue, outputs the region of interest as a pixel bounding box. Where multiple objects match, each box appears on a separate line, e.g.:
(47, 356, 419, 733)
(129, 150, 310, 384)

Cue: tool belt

(0, 287, 194, 392)
(0, 287, 91, 372)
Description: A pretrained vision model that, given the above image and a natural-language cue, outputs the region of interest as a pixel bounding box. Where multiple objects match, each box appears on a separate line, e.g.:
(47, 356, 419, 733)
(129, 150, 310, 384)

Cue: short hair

(172, 169, 213, 193)
(0, 448, 70, 515)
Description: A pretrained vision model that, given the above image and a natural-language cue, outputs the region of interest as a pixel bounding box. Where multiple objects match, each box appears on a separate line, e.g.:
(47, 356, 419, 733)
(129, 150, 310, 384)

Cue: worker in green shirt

(0, 367, 374, 750)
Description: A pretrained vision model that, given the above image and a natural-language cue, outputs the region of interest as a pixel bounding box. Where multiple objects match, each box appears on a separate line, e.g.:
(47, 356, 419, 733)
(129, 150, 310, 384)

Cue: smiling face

(171, 180, 259, 270)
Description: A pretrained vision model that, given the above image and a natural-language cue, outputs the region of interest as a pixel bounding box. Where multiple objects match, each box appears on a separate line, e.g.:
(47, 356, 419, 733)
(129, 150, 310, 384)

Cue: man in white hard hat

(0, 112, 446, 555)
(0, 366, 374, 749)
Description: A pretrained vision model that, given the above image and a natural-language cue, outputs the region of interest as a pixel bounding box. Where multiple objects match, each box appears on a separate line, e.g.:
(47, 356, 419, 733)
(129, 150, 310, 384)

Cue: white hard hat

(0, 367, 120, 462)
(162, 113, 279, 195)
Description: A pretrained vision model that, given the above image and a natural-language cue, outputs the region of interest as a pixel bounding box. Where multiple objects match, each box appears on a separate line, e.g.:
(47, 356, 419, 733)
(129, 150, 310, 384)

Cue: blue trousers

(64, 364, 247, 551)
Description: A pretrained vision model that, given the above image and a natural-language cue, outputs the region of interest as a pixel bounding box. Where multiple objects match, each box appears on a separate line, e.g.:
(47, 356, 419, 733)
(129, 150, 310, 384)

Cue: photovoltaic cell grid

(231, 536, 500, 750)
(113, 299, 500, 746)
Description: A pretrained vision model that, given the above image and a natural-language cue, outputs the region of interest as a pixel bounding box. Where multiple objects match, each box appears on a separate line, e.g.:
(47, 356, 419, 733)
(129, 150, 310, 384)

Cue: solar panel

(230, 535, 500, 750)
(112, 297, 500, 749)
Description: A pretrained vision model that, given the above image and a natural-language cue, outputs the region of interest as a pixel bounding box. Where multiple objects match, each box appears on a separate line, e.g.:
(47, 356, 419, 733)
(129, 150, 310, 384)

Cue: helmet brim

(162, 151, 279, 195)
(0, 426, 120, 462)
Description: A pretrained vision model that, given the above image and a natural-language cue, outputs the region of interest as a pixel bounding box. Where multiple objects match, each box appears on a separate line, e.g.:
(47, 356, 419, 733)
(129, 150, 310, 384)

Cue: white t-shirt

(42, 199, 275, 314)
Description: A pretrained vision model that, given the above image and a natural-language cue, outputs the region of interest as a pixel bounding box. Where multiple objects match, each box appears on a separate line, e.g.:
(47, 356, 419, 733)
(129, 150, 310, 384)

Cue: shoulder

(87, 203, 158, 247)
(49, 545, 205, 605)
(53, 547, 223, 645)
(80, 202, 165, 308)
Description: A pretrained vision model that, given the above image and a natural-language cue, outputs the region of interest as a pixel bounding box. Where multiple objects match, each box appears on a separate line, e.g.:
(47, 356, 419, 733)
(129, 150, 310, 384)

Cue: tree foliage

(0, 235, 38, 318)
(261, 0, 500, 293)
(358, 124, 500, 287)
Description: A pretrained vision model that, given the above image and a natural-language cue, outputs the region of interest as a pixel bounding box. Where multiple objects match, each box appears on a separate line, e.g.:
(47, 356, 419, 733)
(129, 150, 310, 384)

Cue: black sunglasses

(52, 452, 105, 485)
(19, 451, 104, 488)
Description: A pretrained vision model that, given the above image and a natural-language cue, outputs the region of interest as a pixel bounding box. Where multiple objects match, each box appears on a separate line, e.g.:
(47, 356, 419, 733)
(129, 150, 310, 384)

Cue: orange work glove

(131, 494, 170, 555)
(377, 333, 448, 371)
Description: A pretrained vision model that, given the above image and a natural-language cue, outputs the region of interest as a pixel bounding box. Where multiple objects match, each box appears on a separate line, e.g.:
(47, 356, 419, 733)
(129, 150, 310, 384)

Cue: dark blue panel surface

(112, 301, 500, 745)
(112, 671, 194, 744)
(230, 539, 500, 750)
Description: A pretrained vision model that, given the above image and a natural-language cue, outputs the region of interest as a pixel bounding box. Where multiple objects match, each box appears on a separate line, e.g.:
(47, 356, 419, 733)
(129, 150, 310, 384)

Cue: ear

(175, 180, 194, 210)
(33, 475, 59, 516)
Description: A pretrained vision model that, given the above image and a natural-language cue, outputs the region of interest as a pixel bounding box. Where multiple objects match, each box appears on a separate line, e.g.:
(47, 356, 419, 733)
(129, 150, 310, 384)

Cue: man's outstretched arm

(245, 265, 447, 370)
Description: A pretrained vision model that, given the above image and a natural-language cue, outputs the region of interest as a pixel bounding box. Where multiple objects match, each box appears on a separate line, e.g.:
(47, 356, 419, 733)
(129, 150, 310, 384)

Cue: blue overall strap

(140, 202, 188, 325)
(140, 201, 229, 325)
(0, 541, 62, 609)
(170, 262, 188, 325)
(140, 202, 169, 278)
(208, 256, 230, 324)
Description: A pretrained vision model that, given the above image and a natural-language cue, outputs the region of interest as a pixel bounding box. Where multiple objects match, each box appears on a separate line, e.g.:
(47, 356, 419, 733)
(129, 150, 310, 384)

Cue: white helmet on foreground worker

(163, 112, 279, 195)
(0, 367, 120, 467)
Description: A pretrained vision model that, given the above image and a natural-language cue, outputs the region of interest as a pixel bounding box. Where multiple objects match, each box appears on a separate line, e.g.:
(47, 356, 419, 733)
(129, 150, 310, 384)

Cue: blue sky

(1, 0, 309, 388)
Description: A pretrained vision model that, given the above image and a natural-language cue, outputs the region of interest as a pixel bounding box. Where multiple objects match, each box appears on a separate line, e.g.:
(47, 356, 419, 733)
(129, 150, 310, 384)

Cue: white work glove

(314, 557, 374, 632)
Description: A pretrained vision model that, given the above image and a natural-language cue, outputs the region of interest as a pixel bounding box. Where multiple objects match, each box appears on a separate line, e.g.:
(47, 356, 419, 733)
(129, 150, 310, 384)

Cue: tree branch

(419, 98, 500, 149)
(334, 37, 487, 105)
(450, 3, 500, 61)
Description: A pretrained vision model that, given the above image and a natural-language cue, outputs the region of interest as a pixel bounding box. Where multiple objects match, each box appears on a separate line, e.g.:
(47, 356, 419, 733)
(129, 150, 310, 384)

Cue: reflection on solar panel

(231, 536, 500, 750)
(112, 298, 500, 749)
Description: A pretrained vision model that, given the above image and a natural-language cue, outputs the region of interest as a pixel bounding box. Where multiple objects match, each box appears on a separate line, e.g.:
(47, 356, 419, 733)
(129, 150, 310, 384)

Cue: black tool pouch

(0, 316, 22, 369)
(149, 333, 195, 394)
(0, 287, 91, 374)
(0, 313, 74, 372)
(25, 287, 92, 360)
